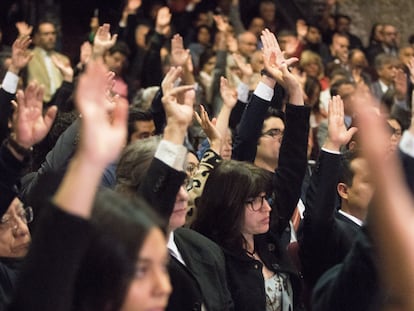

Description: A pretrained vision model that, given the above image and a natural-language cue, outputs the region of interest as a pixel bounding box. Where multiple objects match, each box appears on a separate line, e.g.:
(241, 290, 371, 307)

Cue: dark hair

(192, 160, 272, 253)
(33, 19, 57, 35)
(330, 78, 354, 97)
(199, 48, 216, 71)
(73, 188, 164, 311)
(263, 107, 285, 125)
(369, 23, 383, 45)
(338, 149, 360, 186)
(335, 14, 351, 23)
(304, 76, 321, 111)
(127, 107, 154, 142)
(107, 41, 131, 58)
(116, 136, 161, 196)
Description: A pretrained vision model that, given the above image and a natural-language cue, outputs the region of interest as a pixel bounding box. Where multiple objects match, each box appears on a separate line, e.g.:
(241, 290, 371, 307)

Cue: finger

(167, 84, 194, 97)
(183, 89, 196, 107)
(43, 105, 58, 130)
(194, 111, 202, 125)
(285, 57, 299, 66)
(111, 97, 129, 130)
(36, 85, 45, 104)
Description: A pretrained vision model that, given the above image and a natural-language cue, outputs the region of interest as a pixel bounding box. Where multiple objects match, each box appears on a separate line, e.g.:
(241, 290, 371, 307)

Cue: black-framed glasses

(261, 128, 284, 139)
(245, 194, 269, 212)
(0, 206, 33, 230)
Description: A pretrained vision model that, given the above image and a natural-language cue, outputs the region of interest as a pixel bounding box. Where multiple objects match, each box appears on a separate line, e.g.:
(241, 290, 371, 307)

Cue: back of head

(338, 149, 360, 186)
(115, 136, 161, 197)
(192, 160, 272, 252)
(74, 188, 164, 311)
(330, 78, 353, 97)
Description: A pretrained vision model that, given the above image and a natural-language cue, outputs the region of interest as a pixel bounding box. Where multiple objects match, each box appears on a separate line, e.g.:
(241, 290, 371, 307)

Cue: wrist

(8, 65, 20, 75)
(163, 124, 187, 145)
(5, 136, 33, 161)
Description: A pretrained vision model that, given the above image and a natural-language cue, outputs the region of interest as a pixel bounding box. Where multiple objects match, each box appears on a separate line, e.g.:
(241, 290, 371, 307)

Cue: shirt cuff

(1, 71, 19, 94)
(321, 147, 341, 155)
(154, 140, 187, 172)
(253, 82, 274, 101)
(399, 131, 414, 158)
(237, 82, 249, 103)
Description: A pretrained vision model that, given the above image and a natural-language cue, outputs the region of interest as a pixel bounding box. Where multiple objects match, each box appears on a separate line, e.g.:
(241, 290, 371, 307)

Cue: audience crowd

(2, 0, 414, 310)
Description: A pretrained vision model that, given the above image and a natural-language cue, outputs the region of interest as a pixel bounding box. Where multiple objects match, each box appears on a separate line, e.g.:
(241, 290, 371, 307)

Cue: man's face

(104, 51, 127, 75)
(259, 2, 276, 23)
(0, 198, 31, 258)
(256, 117, 285, 170)
(36, 23, 57, 51)
(377, 62, 398, 85)
(238, 32, 257, 57)
(130, 120, 156, 143)
(336, 17, 350, 34)
(331, 34, 349, 62)
(382, 25, 398, 47)
(342, 158, 374, 211)
(248, 18, 265, 37)
(306, 26, 321, 44)
(399, 46, 414, 66)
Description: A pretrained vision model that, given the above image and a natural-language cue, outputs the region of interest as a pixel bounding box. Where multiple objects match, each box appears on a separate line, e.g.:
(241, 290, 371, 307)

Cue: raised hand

(75, 60, 128, 167)
(232, 53, 253, 83)
(11, 82, 57, 149)
(220, 76, 238, 109)
(93, 23, 117, 57)
(406, 57, 414, 84)
(79, 41, 93, 66)
(51, 54, 74, 82)
(15, 21, 33, 38)
(213, 15, 230, 33)
(171, 34, 190, 67)
(8, 35, 33, 74)
(195, 105, 222, 152)
(161, 66, 195, 144)
(324, 95, 358, 151)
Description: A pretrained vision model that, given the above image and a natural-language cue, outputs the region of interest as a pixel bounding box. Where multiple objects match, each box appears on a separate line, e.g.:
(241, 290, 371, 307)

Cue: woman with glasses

(192, 29, 309, 311)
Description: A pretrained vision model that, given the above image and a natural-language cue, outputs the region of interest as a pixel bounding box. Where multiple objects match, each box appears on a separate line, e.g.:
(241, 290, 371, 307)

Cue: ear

(337, 182, 348, 200)
(348, 140, 358, 151)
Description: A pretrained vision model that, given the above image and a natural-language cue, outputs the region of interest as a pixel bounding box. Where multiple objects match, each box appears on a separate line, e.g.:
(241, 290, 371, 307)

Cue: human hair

(304, 76, 321, 110)
(115, 136, 161, 196)
(127, 107, 154, 143)
(192, 160, 272, 253)
(335, 14, 351, 24)
(73, 188, 164, 311)
(369, 23, 383, 44)
(338, 149, 360, 186)
(107, 41, 131, 58)
(374, 53, 397, 71)
(263, 107, 285, 125)
(330, 78, 354, 97)
(299, 50, 324, 77)
(199, 48, 216, 71)
(33, 19, 56, 35)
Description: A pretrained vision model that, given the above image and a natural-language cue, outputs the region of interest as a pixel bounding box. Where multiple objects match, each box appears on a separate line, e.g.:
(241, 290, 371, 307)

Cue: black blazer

(139, 158, 234, 311)
(299, 150, 362, 290)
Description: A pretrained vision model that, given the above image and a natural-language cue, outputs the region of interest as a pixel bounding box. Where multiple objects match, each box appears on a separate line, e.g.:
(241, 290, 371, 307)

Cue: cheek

(120, 281, 147, 311)
(0, 233, 13, 256)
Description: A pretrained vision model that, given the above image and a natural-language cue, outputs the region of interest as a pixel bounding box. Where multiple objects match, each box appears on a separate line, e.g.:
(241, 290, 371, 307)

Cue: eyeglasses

(261, 128, 284, 139)
(245, 194, 269, 212)
(0, 206, 33, 230)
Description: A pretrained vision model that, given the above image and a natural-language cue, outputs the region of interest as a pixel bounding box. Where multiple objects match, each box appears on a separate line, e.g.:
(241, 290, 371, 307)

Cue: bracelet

(6, 137, 33, 158)
(260, 69, 273, 78)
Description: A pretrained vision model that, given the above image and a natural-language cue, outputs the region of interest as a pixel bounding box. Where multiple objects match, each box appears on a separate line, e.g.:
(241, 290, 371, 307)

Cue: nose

(262, 198, 272, 212)
(177, 186, 189, 202)
(153, 268, 172, 297)
(12, 218, 30, 237)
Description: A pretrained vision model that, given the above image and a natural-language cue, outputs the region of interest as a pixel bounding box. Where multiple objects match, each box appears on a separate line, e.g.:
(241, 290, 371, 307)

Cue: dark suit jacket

(299, 150, 361, 290)
(139, 158, 234, 311)
(0, 87, 15, 143)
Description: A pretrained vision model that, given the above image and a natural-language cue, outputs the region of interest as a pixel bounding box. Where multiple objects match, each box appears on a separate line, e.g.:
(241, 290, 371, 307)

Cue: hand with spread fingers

(9, 35, 33, 75)
(93, 23, 118, 57)
(195, 105, 222, 153)
(324, 95, 358, 151)
(11, 82, 57, 150)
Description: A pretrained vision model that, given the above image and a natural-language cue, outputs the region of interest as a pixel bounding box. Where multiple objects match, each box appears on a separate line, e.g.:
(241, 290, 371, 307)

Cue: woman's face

(0, 198, 31, 258)
(242, 192, 272, 236)
(197, 27, 211, 46)
(121, 228, 171, 311)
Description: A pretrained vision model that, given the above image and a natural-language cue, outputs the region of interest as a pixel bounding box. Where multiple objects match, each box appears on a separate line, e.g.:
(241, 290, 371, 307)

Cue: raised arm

(8, 59, 128, 311)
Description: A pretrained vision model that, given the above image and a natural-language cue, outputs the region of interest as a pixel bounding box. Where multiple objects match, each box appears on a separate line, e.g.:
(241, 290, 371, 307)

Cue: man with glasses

(367, 23, 399, 66)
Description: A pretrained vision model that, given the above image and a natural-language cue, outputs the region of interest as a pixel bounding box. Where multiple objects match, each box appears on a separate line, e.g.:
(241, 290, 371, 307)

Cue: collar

(338, 209, 363, 226)
(167, 231, 186, 265)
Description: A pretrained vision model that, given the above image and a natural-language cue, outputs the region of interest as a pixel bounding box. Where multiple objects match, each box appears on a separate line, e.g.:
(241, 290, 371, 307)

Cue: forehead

(5, 198, 24, 215)
(350, 157, 369, 176)
(134, 120, 155, 131)
(263, 116, 284, 131)
(338, 83, 355, 96)
(38, 23, 55, 33)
